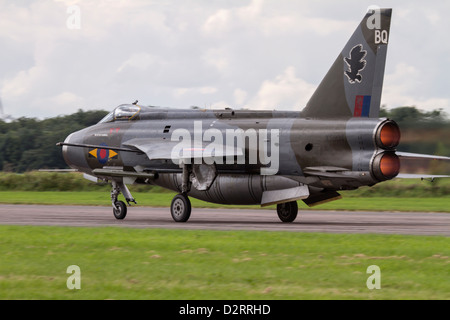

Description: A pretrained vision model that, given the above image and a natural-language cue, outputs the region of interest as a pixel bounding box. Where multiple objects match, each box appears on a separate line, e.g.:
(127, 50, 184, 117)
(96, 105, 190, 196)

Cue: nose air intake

(61, 131, 90, 172)
(61, 133, 74, 166)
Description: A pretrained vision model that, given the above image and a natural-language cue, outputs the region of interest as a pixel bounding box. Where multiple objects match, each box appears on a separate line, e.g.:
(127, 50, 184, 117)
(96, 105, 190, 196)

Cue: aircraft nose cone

(61, 133, 74, 166)
(62, 132, 90, 171)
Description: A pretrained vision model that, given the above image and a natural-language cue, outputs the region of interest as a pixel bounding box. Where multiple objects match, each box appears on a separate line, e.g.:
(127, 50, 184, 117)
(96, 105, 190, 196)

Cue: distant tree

(381, 106, 450, 156)
(0, 107, 447, 172)
(382, 106, 448, 128)
(0, 109, 108, 172)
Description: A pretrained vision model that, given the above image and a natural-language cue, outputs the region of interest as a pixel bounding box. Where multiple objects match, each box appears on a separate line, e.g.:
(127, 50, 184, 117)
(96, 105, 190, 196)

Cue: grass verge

(0, 225, 448, 300)
(0, 191, 448, 212)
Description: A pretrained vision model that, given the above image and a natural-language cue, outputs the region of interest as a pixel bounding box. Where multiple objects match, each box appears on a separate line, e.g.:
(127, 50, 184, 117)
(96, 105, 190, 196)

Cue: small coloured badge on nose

(89, 144, 118, 164)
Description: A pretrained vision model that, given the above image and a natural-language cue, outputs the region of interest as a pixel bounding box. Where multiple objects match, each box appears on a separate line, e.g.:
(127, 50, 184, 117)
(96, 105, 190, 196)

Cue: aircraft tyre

(171, 193, 191, 222)
(277, 201, 298, 223)
(113, 201, 127, 220)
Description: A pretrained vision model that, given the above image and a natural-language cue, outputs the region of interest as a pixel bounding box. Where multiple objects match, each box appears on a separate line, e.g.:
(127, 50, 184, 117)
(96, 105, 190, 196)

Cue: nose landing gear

(111, 181, 136, 220)
(113, 200, 127, 219)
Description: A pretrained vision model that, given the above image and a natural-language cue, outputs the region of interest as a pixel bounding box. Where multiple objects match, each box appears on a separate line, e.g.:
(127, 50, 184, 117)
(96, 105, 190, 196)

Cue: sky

(0, 0, 449, 119)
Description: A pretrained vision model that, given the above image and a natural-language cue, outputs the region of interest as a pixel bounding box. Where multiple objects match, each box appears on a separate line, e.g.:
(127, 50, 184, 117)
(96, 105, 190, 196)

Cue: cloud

(2, 66, 43, 98)
(382, 63, 450, 112)
(245, 66, 316, 110)
(233, 89, 248, 105)
(117, 53, 156, 73)
(202, 47, 230, 75)
(202, 0, 263, 35)
(174, 86, 218, 97)
(38, 91, 85, 116)
(0, 0, 449, 119)
(202, 0, 353, 38)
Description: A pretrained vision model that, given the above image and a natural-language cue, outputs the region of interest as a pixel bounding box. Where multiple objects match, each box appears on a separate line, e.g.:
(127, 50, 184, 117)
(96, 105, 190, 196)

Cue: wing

(122, 138, 244, 164)
(396, 152, 450, 179)
(56, 142, 137, 153)
(396, 173, 450, 179)
(396, 152, 450, 161)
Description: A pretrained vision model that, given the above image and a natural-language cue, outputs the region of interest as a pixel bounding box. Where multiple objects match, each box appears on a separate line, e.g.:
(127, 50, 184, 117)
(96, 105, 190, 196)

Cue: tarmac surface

(0, 204, 449, 236)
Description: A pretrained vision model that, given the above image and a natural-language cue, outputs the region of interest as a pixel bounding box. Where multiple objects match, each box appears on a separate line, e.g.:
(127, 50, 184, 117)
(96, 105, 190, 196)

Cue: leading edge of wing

(396, 152, 450, 161)
(396, 151, 450, 179)
(396, 173, 450, 179)
(56, 142, 138, 153)
(122, 138, 244, 162)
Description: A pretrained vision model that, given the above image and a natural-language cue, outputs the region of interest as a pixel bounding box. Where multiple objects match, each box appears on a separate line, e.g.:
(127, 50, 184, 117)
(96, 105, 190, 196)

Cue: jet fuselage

(62, 106, 400, 205)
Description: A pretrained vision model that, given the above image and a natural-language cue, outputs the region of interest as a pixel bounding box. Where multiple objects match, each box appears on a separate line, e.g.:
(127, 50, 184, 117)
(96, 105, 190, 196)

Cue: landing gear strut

(111, 181, 136, 220)
(169, 163, 193, 222)
(276, 201, 298, 223)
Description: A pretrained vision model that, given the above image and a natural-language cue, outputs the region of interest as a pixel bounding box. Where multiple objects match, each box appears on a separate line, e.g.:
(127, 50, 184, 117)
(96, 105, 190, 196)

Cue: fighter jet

(58, 8, 449, 222)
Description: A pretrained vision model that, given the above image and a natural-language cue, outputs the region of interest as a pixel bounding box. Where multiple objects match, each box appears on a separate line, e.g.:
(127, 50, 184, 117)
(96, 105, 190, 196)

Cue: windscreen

(98, 104, 141, 123)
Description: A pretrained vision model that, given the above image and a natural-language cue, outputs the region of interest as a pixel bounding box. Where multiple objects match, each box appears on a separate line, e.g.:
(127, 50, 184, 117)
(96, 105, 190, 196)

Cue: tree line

(0, 106, 448, 172)
(379, 106, 448, 129)
(0, 109, 108, 172)
(380, 106, 450, 156)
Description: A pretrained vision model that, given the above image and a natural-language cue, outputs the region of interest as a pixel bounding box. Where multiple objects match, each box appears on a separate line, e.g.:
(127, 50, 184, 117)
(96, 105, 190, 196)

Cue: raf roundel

(88, 144, 118, 164)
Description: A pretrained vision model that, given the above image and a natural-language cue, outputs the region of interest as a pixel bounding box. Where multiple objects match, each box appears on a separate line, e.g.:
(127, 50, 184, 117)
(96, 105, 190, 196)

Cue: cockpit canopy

(99, 104, 141, 123)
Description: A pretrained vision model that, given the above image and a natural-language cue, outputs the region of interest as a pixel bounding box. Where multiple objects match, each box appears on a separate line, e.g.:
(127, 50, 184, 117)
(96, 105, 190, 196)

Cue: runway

(0, 204, 448, 236)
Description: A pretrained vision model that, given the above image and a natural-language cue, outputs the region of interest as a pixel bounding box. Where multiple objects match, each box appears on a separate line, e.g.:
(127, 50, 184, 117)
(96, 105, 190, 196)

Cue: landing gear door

(191, 163, 217, 191)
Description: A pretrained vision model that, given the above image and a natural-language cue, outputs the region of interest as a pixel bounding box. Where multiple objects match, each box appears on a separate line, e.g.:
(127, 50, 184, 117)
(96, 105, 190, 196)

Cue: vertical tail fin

(302, 8, 392, 119)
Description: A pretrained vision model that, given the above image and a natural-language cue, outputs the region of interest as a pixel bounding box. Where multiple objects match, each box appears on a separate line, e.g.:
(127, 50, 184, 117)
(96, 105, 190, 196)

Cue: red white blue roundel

(88, 144, 118, 164)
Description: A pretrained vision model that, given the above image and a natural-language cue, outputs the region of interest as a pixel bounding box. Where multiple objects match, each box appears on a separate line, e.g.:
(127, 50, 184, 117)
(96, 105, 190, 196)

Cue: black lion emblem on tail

(344, 44, 367, 84)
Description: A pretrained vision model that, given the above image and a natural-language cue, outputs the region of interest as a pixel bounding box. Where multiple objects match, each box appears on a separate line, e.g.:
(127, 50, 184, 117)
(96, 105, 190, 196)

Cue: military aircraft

(58, 8, 449, 222)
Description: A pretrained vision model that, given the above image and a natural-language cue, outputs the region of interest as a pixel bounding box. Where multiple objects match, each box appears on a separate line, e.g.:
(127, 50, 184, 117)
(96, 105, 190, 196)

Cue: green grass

(0, 191, 448, 212)
(0, 172, 448, 211)
(1, 174, 448, 300)
(1, 171, 450, 196)
(0, 225, 448, 300)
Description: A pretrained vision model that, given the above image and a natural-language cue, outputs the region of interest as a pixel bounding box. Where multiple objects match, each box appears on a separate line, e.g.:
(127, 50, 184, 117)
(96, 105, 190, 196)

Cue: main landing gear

(276, 201, 298, 223)
(170, 193, 192, 222)
(109, 178, 298, 223)
(169, 163, 192, 222)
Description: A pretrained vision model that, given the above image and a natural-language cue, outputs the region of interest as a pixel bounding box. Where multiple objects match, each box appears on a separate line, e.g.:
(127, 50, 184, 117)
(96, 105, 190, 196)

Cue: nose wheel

(113, 200, 127, 219)
(171, 193, 191, 222)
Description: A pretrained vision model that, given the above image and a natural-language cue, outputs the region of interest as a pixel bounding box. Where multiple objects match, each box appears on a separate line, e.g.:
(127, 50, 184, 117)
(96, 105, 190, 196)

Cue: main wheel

(113, 200, 127, 220)
(170, 194, 191, 222)
(277, 201, 298, 223)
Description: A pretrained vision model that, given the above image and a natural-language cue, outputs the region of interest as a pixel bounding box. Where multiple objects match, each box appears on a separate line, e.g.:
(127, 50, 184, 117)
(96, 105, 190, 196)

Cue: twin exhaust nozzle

(372, 120, 401, 180)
